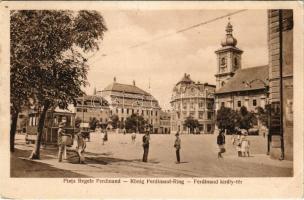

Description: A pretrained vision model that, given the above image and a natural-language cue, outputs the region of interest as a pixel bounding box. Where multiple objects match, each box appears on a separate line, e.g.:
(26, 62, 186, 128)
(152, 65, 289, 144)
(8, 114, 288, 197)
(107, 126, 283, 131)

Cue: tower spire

(221, 18, 237, 47)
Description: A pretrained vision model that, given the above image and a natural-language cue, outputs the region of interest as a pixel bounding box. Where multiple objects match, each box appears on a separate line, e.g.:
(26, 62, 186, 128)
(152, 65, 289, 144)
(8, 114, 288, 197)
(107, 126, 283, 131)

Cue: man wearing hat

(142, 131, 150, 162)
(174, 132, 181, 164)
(58, 121, 67, 162)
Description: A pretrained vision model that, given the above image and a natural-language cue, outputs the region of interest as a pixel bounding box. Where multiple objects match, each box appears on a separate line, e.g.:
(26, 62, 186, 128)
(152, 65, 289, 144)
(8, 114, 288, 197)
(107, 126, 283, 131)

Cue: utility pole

(278, 9, 285, 160)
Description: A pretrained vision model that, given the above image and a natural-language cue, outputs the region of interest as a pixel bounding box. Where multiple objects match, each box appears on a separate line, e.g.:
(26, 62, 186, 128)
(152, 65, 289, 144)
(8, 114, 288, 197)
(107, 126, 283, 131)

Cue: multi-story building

(214, 21, 269, 113)
(170, 74, 216, 134)
(99, 78, 161, 133)
(75, 95, 110, 126)
(267, 10, 293, 160)
(159, 110, 171, 134)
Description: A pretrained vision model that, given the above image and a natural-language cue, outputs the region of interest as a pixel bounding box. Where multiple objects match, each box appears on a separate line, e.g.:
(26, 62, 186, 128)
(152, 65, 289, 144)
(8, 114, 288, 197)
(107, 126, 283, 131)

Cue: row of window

(174, 111, 213, 120)
(112, 108, 158, 116)
(221, 99, 258, 108)
(174, 102, 214, 110)
(171, 124, 213, 132)
(77, 108, 108, 113)
(117, 117, 158, 124)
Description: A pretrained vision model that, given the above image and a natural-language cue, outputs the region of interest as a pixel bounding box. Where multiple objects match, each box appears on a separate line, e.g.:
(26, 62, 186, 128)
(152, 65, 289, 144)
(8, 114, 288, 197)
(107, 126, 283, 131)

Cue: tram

(26, 107, 76, 144)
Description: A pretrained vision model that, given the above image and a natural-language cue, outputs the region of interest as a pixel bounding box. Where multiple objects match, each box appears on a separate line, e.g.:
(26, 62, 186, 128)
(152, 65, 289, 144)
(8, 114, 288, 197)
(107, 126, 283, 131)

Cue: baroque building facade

(99, 78, 161, 133)
(214, 21, 269, 113)
(170, 74, 216, 134)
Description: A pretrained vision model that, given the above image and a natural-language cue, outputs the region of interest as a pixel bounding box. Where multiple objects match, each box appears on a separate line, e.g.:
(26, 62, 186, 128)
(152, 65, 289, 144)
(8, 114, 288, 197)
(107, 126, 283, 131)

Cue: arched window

(221, 81, 225, 87)
(221, 57, 226, 65)
(234, 57, 238, 66)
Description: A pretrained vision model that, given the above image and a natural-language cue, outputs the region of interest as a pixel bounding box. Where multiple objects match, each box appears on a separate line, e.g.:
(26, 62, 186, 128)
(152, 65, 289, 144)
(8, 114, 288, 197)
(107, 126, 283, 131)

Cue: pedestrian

(217, 129, 226, 158)
(131, 131, 136, 143)
(74, 124, 86, 164)
(142, 131, 150, 162)
(241, 132, 250, 157)
(234, 130, 242, 157)
(103, 130, 108, 145)
(58, 121, 67, 162)
(174, 132, 181, 164)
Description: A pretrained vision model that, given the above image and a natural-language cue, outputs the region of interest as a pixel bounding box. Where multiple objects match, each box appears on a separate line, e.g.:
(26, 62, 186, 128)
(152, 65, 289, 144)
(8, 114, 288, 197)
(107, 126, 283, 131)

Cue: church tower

(215, 20, 243, 90)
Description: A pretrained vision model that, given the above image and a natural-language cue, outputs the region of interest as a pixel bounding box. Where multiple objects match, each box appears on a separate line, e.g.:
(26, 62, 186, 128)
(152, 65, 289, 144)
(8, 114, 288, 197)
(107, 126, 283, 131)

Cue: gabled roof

(102, 82, 150, 96)
(216, 65, 269, 94)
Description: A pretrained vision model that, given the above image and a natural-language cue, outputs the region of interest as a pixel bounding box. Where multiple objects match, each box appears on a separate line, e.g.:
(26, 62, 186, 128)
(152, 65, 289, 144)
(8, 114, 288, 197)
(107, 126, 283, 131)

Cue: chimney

(133, 80, 136, 86)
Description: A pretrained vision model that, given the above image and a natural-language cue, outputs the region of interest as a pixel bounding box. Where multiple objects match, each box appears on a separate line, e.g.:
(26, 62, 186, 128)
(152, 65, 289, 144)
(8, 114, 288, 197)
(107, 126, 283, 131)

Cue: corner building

(170, 74, 216, 134)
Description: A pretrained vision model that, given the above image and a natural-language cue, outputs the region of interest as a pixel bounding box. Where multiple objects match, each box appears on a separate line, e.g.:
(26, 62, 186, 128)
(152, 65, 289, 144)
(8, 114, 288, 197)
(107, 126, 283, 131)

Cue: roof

(216, 65, 269, 94)
(76, 95, 109, 107)
(102, 82, 150, 96)
(176, 73, 195, 85)
(77, 95, 107, 101)
(215, 46, 243, 53)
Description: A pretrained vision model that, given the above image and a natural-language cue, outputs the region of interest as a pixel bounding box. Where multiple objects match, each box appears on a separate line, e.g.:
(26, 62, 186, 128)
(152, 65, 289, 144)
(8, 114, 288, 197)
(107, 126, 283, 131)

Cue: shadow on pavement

(11, 149, 89, 178)
(85, 155, 139, 165)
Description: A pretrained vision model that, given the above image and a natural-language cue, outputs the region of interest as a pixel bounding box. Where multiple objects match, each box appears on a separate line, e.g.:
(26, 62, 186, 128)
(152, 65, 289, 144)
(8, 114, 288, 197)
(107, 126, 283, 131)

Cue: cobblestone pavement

(11, 133, 292, 177)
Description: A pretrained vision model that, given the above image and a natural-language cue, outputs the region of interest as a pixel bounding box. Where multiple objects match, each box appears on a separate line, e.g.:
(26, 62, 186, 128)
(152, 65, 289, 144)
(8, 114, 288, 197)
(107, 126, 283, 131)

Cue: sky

(85, 9, 268, 109)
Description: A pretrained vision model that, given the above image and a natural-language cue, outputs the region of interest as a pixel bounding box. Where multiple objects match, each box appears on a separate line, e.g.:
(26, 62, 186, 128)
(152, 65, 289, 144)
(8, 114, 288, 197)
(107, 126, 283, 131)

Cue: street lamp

(204, 89, 215, 134)
(132, 98, 143, 133)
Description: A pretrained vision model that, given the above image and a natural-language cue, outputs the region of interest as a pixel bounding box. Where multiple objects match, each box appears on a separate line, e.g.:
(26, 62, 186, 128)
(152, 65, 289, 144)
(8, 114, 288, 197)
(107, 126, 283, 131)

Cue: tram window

(33, 116, 37, 126)
(53, 117, 58, 126)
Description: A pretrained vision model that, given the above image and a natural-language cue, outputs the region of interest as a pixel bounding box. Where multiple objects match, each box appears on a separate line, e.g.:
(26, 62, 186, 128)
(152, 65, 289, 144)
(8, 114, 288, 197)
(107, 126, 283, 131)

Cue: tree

(10, 57, 33, 152)
(10, 10, 107, 159)
(256, 105, 271, 128)
(125, 114, 147, 133)
(183, 116, 199, 134)
(89, 117, 98, 130)
(110, 114, 119, 129)
(237, 106, 256, 131)
(216, 106, 238, 134)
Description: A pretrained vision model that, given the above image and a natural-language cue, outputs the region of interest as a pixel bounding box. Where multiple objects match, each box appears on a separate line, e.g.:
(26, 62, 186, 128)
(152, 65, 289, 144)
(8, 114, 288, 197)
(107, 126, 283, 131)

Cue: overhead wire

(88, 9, 247, 64)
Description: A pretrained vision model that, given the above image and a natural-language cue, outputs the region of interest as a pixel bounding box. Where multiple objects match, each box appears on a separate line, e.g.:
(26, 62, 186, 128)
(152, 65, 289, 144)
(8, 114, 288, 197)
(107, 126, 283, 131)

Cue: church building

(214, 21, 269, 113)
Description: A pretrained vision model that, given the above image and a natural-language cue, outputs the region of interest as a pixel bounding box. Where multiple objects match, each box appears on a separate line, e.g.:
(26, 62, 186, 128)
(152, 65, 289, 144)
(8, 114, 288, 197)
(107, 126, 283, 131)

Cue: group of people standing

(57, 121, 86, 164)
(232, 131, 250, 157)
(57, 123, 253, 165)
(216, 129, 251, 159)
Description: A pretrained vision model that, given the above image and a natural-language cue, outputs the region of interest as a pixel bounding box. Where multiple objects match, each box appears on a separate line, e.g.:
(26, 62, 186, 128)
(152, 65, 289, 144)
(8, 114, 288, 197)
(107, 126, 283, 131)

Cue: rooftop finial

(133, 80, 136, 86)
(221, 18, 237, 47)
(114, 76, 116, 82)
(225, 20, 233, 36)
